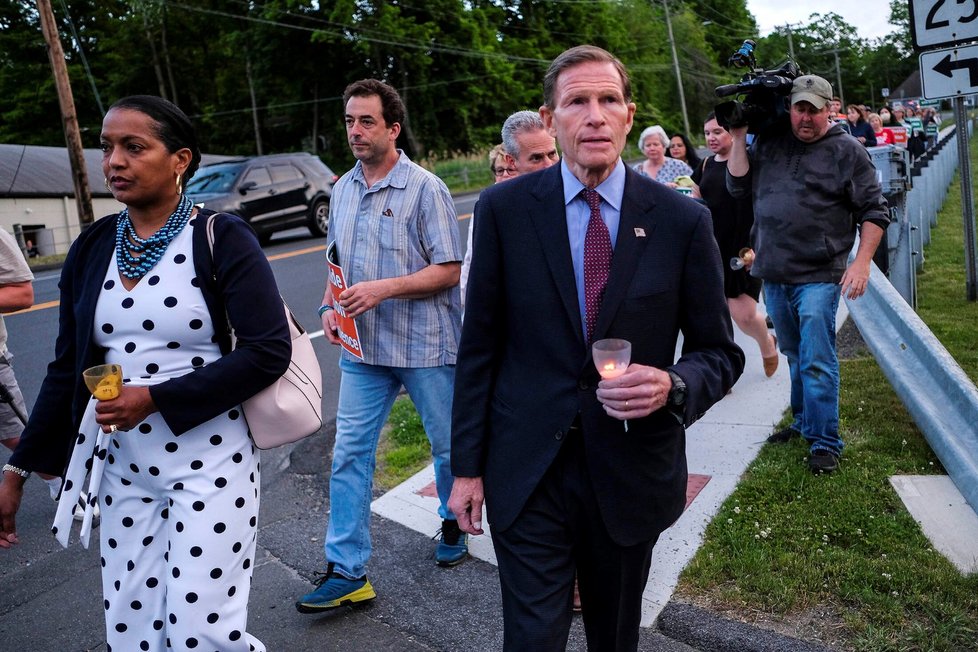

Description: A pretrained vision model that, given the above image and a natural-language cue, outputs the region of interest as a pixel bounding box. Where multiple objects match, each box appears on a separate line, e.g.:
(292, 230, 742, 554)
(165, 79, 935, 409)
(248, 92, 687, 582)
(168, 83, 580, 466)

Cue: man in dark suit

(448, 45, 745, 651)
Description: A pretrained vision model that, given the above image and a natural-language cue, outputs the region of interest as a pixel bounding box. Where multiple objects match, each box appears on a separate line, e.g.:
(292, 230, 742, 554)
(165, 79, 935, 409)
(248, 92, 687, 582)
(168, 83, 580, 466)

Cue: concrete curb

(656, 603, 834, 652)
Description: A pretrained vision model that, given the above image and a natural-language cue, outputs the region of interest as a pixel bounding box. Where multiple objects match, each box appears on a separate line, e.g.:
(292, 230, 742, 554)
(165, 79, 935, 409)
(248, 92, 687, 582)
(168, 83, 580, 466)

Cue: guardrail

(846, 262, 978, 515)
(885, 120, 970, 308)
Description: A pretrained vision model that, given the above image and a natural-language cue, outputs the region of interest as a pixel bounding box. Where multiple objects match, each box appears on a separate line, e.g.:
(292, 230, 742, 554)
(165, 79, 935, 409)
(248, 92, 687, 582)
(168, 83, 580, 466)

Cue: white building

(0, 144, 230, 256)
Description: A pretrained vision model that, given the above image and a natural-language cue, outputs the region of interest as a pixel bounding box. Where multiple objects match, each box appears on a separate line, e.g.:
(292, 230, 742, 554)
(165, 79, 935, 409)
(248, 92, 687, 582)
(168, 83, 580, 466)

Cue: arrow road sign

(921, 45, 978, 99)
(933, 52, 978, 85)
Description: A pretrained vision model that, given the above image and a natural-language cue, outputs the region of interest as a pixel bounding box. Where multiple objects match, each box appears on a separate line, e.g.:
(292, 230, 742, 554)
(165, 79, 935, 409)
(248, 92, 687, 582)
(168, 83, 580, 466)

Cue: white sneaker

(71, 491, 100, 526)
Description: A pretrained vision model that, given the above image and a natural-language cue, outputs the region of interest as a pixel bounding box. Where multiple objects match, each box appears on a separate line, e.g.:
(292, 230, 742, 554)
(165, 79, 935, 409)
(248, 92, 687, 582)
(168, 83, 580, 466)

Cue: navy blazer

(11, 211, 291, 477)
(452, 163, 745, 546)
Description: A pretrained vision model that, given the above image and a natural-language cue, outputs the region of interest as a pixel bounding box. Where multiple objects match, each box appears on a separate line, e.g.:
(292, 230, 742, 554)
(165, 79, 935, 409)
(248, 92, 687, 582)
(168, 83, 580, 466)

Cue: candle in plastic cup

(83, 364, 123, 400)
(730, 247, 755, 271)
(592, 339, 632, 432)
(592, 339, 631, 379)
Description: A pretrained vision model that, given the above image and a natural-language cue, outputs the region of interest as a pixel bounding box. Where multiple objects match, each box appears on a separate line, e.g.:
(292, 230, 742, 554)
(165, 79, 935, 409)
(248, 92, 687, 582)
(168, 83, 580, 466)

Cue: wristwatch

(666, 370, 687, 407)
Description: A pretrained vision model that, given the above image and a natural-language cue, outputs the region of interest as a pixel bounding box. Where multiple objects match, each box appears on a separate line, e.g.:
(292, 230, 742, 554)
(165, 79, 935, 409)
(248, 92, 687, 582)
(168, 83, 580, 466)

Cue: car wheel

(308, 199, 329, 237)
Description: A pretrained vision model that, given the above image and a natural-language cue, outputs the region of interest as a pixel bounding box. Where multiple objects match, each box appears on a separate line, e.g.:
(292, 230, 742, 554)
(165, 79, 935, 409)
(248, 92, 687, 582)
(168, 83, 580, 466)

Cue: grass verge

(374, 395, 432, 492)
(676, 140, 978, 650)
(27, 253, 67, 269)
(421, 151, 493, 194)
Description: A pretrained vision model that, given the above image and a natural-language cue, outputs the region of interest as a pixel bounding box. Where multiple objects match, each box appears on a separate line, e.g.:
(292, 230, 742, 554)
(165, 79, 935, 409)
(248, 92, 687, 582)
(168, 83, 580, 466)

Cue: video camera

(714, 40, 800, 134)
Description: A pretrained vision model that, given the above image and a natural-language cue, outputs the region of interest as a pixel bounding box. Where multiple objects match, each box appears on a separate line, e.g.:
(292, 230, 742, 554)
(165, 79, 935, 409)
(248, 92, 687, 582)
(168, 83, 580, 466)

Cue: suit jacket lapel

(527, 167, 586, 347)
(591, 168, 657, 343)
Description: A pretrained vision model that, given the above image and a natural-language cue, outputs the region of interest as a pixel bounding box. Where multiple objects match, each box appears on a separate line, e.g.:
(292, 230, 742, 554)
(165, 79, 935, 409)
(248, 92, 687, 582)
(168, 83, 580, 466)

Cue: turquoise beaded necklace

(115, 194, 193, 280)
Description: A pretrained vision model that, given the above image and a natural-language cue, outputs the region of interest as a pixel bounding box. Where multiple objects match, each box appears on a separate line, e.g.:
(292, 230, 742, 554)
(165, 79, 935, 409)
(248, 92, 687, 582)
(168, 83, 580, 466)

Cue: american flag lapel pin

(634, 227, 646, 238)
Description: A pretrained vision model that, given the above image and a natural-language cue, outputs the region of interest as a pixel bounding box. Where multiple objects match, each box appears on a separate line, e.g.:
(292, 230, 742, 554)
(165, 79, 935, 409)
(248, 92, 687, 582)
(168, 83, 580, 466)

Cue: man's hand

(726, 125, 751, 178)
(0, 473, 25, 549)
(448, 476, 485, 535)
(94, 385, 156, 433)
(337, 279, 391, 318)
(840, 260, 871, 300)
(322, 309, 341, 345)
(595, 364, 672, 420)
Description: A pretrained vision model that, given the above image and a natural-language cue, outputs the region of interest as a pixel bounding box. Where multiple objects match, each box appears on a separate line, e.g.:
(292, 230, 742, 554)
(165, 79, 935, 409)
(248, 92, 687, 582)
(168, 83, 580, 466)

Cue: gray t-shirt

(0, 228, 34, 352)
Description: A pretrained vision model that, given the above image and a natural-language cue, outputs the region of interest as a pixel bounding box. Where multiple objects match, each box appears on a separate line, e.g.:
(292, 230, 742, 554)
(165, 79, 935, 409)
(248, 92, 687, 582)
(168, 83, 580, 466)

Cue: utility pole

(829, 48, 845, 106)
(245, 56, 263, 156)
(36, 0, 94, 226)
(782, 23, 795, 60)
(815, 46, 846, 105)
(662, 0, 690, 138)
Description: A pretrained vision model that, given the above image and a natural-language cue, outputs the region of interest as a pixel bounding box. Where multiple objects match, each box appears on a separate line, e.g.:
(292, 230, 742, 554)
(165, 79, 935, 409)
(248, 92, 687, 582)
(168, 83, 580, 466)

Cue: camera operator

(726, 74, 889, 475)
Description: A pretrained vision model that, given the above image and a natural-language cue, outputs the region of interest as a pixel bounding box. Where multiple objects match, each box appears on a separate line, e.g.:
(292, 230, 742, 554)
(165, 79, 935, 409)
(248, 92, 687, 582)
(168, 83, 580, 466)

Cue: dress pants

(491, 426, 659, 652)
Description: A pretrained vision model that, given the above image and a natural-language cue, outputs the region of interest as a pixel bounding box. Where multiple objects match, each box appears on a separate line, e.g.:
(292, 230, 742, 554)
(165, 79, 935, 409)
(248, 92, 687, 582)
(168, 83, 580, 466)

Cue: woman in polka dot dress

(0, 96, 291, 651)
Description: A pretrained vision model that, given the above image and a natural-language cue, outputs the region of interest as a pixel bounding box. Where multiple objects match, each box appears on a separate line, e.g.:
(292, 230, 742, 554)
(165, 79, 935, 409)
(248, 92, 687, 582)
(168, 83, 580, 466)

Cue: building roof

(889, 69, 922, 102)
(0, 144, 233, 198)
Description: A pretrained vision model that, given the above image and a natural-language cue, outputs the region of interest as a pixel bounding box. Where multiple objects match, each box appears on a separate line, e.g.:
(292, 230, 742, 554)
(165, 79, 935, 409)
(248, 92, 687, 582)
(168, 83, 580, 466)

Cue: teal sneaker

(434, 519, 468, 567)
(295, 564, 376, 613)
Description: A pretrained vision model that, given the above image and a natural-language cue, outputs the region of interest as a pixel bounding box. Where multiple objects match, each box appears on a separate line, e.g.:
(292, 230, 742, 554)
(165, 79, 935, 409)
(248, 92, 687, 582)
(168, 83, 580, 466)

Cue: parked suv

(185, 152, 337, 243)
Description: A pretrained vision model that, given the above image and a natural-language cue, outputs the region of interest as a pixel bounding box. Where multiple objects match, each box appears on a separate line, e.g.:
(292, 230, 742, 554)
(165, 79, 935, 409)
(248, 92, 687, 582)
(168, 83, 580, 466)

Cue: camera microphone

(715, 83, 743, 98)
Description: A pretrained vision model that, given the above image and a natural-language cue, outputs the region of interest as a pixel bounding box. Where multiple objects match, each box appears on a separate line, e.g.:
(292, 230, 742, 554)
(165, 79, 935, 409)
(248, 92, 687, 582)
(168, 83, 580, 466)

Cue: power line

(78, 73, 499, 132)
(156, 0, 552, 66)
(58, 0, 104, 114)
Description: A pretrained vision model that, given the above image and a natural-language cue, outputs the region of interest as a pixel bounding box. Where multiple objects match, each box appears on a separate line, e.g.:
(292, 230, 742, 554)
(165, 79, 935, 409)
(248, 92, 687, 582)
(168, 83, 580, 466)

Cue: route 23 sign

(910, 0, 978, 51)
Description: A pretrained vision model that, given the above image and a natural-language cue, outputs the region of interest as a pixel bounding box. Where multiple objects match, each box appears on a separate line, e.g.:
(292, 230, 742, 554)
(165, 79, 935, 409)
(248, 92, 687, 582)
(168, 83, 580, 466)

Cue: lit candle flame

(599, 361, 625, 379)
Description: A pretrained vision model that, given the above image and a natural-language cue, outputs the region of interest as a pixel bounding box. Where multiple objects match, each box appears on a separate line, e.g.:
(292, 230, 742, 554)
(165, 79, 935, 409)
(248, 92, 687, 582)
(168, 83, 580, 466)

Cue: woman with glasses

(461, 145, 513, 305)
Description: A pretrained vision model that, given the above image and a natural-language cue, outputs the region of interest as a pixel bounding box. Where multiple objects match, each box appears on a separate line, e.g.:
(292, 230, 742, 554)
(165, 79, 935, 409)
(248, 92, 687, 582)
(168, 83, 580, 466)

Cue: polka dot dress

(73, 218, 264, 651)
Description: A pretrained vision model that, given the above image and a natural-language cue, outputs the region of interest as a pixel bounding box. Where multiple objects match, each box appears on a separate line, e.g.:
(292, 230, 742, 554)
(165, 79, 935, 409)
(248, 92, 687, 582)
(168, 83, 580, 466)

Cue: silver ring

(109, 425, 119, 433)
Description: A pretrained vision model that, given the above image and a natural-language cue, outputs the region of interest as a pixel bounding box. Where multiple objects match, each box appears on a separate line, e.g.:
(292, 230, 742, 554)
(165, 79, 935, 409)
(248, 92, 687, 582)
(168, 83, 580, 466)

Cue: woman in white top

(632, 125, 692, 187)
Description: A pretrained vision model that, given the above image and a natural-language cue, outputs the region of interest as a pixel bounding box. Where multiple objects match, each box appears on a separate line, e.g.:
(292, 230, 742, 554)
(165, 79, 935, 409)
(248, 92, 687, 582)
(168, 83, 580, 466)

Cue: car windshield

(185, 165, 242, 194)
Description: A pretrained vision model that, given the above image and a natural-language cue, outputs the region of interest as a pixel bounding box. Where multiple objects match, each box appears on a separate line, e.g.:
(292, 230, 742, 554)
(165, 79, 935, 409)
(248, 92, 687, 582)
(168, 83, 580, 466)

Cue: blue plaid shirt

(327, 151, 461, 367)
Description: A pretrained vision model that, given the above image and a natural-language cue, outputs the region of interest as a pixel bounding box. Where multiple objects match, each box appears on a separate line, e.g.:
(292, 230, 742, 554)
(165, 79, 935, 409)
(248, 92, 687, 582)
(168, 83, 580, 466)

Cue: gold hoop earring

(104, 177, 110, 191)
(175, 172, 183, 196)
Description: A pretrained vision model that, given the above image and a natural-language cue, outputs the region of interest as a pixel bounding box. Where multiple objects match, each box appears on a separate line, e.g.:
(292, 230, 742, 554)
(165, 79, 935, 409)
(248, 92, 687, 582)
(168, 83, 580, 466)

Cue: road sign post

(912, 0, 978, 301)
(954, 97, 978, 300)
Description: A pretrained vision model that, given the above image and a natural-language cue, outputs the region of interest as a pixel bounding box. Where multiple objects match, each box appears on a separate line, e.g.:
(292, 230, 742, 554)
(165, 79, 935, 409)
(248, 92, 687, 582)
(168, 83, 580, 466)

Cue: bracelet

(318, 304, 334, 318)
(2, 463, 30, 479)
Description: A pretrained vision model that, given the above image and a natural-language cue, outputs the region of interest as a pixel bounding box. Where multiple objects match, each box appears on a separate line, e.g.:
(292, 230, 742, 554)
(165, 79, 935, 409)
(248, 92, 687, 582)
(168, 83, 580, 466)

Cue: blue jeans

(325, 357, 456, 579)
(764, 282, 842, 456)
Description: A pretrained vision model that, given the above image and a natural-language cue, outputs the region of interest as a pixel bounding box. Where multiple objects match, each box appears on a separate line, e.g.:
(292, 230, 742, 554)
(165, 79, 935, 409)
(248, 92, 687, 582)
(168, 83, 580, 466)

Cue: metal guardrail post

(847, 263, 978, 516)
(885, 200, 916, 308)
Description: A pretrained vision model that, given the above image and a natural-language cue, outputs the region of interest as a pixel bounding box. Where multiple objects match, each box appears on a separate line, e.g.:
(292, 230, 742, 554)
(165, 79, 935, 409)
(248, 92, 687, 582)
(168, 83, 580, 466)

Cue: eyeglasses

(493, 166, 517, 178)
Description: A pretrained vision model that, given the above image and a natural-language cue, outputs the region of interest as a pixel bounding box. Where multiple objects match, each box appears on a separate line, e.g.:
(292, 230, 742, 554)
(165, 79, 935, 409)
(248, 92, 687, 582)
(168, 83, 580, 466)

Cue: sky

(747, 0, 897, 41)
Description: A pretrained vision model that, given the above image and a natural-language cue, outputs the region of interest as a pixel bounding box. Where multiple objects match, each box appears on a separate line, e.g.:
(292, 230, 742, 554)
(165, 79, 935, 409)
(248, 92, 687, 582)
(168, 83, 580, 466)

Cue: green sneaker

(434, 519, 468, 567)
(295, 564, 376, 613)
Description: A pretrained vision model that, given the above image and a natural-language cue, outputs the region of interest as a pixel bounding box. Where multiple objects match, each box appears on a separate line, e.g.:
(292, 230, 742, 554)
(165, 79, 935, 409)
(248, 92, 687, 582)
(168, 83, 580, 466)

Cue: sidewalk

(374, 302, 839, 631)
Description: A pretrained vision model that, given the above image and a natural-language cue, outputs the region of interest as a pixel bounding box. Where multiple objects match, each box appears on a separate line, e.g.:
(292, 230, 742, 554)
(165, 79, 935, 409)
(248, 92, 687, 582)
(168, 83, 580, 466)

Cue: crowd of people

(826, 96, 941, 157)
(0, 45, 891, 652)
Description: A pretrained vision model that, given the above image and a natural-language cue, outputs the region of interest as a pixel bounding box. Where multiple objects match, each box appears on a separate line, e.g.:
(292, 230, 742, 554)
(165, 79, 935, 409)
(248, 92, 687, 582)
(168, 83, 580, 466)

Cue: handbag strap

(204, 213, 237, 348)
(204, 213, 304, 345)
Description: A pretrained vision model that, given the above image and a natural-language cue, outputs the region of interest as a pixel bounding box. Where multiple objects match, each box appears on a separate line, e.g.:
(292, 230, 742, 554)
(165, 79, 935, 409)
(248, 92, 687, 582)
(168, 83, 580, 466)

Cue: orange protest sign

(891, 126, 908, 146)
(326, 242, 365, 360)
